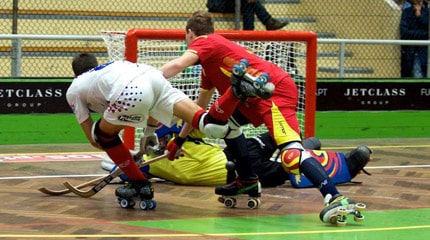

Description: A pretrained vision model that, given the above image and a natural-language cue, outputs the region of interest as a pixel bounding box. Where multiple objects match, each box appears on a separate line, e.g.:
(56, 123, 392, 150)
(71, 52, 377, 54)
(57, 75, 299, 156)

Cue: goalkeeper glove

(165, 136, 186, 160)
(140, 125, 159, 155)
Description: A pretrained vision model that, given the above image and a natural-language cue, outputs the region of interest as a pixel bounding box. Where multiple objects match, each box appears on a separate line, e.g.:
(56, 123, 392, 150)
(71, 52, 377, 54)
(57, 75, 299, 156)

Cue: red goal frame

(122, 28, 317, 149)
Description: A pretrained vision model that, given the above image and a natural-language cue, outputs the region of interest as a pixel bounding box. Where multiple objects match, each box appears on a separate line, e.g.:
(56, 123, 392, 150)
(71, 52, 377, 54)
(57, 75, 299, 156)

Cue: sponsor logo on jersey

(118, 115, 144, 123)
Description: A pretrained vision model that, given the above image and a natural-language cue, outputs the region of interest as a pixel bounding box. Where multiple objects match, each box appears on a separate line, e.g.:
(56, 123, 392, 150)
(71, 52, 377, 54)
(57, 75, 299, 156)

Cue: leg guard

(280, 141, 339, 197)
(191, 109, 229, 139)
(280, 142, 311, 175)
(289, 150, 353, 188)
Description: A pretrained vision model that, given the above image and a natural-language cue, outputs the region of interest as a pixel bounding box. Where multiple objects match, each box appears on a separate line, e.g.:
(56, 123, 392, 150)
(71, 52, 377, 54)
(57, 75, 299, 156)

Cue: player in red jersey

(161, 11, 370, 222)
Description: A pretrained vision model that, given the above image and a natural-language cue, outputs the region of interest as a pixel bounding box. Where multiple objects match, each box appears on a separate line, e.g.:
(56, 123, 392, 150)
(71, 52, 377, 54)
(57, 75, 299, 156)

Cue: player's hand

(165, 136, 186, 160)
(140, 126, 159, 155)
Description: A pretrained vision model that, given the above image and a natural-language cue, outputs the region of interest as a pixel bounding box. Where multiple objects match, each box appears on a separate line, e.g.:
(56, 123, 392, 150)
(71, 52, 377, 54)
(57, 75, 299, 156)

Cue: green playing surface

(2, 111, 429, 145)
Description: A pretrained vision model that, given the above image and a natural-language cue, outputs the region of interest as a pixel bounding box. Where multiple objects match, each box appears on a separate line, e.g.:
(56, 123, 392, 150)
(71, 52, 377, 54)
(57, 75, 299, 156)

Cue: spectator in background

(394, 0, 412, 9)
(400, 0, 429, 78)
(207, 0, 289, 30)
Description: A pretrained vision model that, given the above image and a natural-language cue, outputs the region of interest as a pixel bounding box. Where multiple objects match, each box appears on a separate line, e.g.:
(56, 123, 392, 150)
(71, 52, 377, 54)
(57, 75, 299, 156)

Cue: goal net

(102, 29, 317, 149)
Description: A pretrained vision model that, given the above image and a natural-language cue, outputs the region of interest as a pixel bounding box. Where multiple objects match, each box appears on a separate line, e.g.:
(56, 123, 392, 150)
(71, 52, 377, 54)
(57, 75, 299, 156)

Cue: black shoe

(265, 18, 289, 30)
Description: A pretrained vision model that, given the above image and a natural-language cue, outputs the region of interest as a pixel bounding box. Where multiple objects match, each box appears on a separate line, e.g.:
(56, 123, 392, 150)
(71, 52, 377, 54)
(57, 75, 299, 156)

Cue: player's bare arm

(147, 116, 159, 127)
(80, 117, 101, 149)
(160, 51, 199, 79)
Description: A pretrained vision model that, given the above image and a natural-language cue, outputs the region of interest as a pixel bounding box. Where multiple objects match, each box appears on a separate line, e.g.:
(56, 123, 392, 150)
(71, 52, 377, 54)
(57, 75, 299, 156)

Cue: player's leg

(94, 118, 153, 202)
(268, 99, 360, 222)
(173, 98, 229, 139)
(215, 117, 261, 198)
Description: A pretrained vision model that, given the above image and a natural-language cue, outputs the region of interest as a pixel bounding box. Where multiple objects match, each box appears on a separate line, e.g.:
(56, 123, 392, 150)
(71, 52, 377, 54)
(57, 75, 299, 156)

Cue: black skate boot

(115, 180, 156, 210)
(215, 178, 261, 209)
(345, 146, 372, 178)
(231, 59, 275, 100)
(319, 194, 366, 226)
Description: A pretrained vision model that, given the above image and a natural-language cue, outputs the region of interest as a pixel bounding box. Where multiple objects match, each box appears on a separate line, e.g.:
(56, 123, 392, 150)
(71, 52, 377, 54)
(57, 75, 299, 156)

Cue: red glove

(165, 136, 186, 160)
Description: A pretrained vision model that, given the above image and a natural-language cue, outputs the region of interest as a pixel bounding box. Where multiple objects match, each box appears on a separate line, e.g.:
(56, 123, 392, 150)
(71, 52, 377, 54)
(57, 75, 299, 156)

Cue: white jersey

(66, 60, 188, 128)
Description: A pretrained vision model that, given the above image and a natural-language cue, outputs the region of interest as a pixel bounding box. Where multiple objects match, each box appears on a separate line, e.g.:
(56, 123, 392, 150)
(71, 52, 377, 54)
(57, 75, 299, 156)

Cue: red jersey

(188, 34, 299, 136)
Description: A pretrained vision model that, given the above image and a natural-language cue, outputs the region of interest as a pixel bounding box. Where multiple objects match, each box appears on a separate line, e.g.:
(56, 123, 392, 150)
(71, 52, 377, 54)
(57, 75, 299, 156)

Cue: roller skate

(345, 146, 373, 178)
(215, 177, 261, 209)
(115, 180, 156, 210)
(231, 59, 275, 100)
(319, 194, 366, 226)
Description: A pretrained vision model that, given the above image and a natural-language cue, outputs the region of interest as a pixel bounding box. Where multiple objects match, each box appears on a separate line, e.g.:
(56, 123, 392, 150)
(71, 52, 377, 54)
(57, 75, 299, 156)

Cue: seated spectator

(207, 0, 289, 30)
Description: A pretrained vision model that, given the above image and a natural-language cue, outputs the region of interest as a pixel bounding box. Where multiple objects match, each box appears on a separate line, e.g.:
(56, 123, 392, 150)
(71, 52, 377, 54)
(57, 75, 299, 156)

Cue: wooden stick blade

(63, 181, 97, 198)
(38, 187, 71, 196)
(61, 153, 168, 198)
(38, 175, 106, 196)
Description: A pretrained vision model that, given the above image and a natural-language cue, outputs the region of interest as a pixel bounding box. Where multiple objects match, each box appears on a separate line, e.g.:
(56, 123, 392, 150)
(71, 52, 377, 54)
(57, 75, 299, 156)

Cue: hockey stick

(38, 175, 106, 196)
(63, 153, 168, 198)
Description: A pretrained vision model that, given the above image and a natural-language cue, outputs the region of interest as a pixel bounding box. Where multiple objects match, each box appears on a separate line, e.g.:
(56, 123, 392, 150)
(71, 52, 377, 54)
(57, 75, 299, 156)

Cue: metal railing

(318, 38, 430, 78)
(1, 33, 430, 78)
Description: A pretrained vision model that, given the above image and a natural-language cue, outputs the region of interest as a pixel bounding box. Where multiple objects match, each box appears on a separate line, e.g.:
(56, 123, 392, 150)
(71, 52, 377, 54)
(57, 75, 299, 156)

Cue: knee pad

(92, 119, 122, 149)
(280, 142, 311, 175)
(224, 119, 243, 139)
(193, 110, 229, 138)
(201, 122, 229, 139)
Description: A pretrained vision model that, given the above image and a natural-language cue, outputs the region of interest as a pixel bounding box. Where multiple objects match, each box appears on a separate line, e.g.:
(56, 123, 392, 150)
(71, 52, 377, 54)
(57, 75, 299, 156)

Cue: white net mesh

(101, 31, 309, 148)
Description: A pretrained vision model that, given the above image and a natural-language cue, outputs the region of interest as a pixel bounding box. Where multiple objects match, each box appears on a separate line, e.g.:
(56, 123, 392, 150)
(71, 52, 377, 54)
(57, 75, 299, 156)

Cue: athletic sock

(104, 143, 147, 181)
(299, 157, 339, 197)
(208, 87, 241, 122)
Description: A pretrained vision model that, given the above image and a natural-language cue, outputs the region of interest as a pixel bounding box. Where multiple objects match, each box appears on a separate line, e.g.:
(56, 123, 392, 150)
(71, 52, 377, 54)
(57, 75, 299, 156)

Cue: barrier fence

(1, 0, 425, 79)
(1, 34, 430, 78)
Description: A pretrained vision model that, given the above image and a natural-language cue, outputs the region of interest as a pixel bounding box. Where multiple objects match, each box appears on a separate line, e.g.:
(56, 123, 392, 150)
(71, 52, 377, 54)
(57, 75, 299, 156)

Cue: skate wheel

(139, 199, 157, 210)
(224, 197, 237, 208)
(337, 207, 347, 216)
(217, 196, 226, 204)
(139, 200, 150, 210)
(253, 80, 263, 89)
(329, 215, 338, 224)
(354, 214, 365, 222)
(232, 64, 245, 76)
(150, 199, 157, 209)
(259, 73, 270, 83)
(355, 203, 366, 211)
(118, 198, 134, 209)
(247, 198, 260, 209)
(336, 218, 347, 227)
(239, 59, 249, 68)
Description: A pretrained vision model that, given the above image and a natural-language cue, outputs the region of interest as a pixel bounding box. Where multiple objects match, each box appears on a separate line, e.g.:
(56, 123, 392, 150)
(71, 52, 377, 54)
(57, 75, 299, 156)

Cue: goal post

(103, 29, 317, 150)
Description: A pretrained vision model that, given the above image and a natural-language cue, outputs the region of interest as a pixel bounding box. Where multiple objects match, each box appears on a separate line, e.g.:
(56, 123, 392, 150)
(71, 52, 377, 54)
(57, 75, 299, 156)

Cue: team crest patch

(118, 115, 144, 123)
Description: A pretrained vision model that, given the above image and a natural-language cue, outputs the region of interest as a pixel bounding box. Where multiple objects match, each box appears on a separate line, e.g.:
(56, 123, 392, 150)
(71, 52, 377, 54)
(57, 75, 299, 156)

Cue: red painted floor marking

(0, 152, 105, 163)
